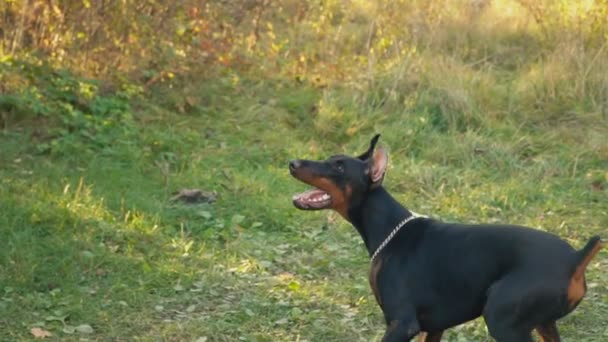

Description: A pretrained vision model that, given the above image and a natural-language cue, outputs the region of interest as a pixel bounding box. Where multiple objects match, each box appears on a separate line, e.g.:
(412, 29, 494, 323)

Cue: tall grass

(1, 1, 607, 341)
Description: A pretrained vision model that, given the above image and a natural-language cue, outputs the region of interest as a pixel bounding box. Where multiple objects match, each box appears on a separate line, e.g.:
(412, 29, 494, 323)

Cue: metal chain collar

(370, 213, 427, 263)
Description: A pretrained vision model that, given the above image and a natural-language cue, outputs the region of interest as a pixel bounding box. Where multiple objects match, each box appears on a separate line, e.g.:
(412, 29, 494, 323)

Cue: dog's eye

(335, 161, 344, 173)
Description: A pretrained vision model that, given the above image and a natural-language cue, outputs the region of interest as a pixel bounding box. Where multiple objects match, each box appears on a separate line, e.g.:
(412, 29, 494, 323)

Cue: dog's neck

(347, 187, 414, 257)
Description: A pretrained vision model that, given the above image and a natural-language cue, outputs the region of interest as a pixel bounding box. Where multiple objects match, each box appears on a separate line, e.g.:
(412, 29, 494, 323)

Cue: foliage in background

(0, 0, 607, 341)
(0, 58, 140, 156)
(2, 0, 607, 137)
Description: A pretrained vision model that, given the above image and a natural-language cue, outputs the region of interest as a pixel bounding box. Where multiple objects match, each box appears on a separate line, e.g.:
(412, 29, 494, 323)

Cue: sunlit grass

(1, 0, 608, 340)
(2, 72, 606, 340)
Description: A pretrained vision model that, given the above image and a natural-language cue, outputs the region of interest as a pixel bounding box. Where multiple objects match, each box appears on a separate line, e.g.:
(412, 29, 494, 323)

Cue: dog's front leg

(382, 317, 420, 342)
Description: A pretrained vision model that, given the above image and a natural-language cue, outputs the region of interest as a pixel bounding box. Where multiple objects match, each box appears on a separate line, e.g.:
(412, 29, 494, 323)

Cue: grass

(1, 75, 607, 341)
(1, 1, 608, 340)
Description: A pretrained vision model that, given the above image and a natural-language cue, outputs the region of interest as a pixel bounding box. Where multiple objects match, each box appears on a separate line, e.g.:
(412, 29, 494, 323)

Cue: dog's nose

(289, 160, 301, 172)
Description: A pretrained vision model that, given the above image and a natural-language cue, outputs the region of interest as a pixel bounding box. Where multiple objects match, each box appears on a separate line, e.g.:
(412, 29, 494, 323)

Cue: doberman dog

(289, 134, 604, 341)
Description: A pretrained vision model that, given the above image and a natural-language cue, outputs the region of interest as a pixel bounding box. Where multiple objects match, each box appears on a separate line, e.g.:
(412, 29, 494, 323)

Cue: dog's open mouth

(292, 188, 332, 210)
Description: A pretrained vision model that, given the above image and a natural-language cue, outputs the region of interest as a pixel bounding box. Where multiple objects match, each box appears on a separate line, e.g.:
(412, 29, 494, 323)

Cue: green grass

(1, 2, 608, 339)
(1, 73, 607, 341)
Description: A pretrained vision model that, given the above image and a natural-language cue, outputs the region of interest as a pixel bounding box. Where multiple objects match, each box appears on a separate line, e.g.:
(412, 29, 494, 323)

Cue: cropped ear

(358, 134, 381, 161)
(369, 147, 388, 188)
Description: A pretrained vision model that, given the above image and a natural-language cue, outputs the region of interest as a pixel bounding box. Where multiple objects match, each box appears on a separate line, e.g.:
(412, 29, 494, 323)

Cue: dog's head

(289, 134, 388, 220)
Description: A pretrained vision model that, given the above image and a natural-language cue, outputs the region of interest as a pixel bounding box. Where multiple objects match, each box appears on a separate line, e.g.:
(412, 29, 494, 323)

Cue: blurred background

(1, 1, 607, 341)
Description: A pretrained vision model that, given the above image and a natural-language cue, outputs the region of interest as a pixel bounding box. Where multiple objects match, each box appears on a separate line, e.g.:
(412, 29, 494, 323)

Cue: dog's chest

(369, 257, 383, 305)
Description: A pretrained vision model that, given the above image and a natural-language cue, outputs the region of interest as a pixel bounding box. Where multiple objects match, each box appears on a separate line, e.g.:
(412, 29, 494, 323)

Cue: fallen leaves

(75, 324, 94, 334)
(274, 317, 289, 325)
(31, 323, 94, 337)
(30, 327, 52, 338)
(62, 324, 94, 334)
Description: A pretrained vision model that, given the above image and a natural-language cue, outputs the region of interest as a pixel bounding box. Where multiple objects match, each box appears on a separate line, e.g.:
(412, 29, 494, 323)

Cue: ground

(1, 75, 606, 341)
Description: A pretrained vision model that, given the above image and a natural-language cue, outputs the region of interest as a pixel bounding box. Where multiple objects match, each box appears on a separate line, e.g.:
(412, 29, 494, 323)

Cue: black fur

(289, 135, 603, 341)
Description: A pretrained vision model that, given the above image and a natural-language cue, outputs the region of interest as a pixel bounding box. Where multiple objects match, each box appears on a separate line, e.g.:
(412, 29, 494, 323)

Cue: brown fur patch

(423, 331, 444, 342)
(567, 240, 604, 308)
(291, 164, 354, 219)
(536, 322, 560, 342)
(332, 184, 352, 219)
(303, 176, 351, 218)
(369, 256, 383, 306)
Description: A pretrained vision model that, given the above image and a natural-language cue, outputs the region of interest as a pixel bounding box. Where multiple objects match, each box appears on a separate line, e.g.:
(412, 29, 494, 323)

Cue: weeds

(0, 59, 140, 156)
(1, 0, 607, 341)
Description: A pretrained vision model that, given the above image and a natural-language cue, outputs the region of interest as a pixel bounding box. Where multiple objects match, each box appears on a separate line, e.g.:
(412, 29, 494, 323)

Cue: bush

(0, 58, 140, 155)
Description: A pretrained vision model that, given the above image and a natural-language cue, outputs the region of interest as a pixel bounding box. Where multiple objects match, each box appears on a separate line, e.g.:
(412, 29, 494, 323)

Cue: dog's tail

(571, 236, 604, 281)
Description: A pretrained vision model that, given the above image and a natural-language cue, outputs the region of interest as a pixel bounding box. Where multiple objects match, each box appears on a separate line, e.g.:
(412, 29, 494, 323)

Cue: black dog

(289, 134, 603, 341)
